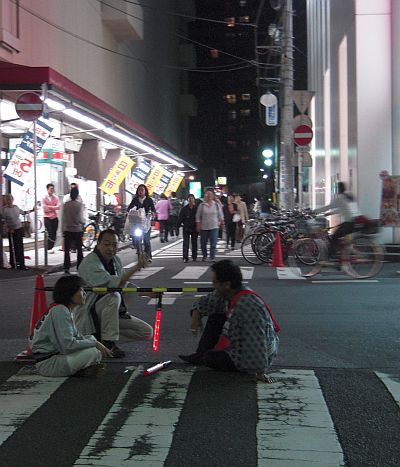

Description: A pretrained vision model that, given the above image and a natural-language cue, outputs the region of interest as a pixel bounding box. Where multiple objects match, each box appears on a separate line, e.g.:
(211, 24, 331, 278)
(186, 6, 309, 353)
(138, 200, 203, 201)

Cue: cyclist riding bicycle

(313, 181, 360, 258)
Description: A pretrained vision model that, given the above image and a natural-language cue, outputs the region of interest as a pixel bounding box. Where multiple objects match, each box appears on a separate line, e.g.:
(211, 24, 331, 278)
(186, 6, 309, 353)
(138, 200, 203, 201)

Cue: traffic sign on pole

(294, 124, 313, 146)
(15, 92, 43, 121)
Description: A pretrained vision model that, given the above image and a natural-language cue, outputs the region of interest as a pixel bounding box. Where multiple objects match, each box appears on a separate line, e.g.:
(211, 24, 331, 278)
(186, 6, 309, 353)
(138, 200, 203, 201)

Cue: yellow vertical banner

(165, 172, 184, 197)
(100, 155, 135, 195)
(145, 164, 165, 195)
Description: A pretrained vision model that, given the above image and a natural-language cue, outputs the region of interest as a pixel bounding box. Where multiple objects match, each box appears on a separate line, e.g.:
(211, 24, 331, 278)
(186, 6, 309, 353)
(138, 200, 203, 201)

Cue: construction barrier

(20, 279, 214, 359)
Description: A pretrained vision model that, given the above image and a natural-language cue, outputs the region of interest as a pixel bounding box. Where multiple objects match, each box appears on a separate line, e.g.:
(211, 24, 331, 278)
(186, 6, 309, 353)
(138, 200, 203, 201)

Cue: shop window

(239, 16, 250, 23)
(240, 109, 251, 117)
(241, 93, 251, 101)
(210, 49, 219, 58)
(225, 17, 236, 27)
(228, 110, 237, 121)
(225, 94, 237, 105)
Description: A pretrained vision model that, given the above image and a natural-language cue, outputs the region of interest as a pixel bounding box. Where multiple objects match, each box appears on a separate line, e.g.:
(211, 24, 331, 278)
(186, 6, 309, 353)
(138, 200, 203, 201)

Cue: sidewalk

(0, 230, 160, 279)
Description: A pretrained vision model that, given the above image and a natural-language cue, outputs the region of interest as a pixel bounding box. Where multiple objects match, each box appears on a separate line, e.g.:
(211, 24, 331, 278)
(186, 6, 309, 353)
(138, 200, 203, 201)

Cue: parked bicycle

(82, 207, 128, 250)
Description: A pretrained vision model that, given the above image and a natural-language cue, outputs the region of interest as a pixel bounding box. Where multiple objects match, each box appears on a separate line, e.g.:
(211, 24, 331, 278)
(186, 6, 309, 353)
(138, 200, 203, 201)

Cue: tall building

(189, 0, 307, 196)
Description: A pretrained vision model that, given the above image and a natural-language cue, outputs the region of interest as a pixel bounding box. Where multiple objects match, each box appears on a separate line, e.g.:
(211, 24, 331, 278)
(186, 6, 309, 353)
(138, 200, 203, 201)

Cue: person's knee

(97, 293, 121, 313)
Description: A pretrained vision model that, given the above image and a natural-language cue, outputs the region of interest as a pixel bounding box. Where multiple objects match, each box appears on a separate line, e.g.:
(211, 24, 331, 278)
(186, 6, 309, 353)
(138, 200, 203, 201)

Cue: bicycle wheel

(254, 232, 275, 263)
(342, 236, 384, 279)
(241, 234, 264, 265)
(82, 223, 97, 251)
(287, 237, 322, 277)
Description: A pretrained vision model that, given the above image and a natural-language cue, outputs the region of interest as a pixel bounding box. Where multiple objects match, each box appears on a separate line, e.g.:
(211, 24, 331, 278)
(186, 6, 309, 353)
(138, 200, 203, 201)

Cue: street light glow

(264, 159, 273, 167)
(262, 149, 274, 158)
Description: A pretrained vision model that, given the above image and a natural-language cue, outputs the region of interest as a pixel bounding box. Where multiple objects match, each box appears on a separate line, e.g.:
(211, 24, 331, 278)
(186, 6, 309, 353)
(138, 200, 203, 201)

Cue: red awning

(0, 61, 180, 159)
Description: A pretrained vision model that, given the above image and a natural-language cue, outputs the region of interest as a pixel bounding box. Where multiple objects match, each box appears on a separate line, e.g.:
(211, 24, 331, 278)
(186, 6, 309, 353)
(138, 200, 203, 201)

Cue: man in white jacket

(74, 229, 153, 357)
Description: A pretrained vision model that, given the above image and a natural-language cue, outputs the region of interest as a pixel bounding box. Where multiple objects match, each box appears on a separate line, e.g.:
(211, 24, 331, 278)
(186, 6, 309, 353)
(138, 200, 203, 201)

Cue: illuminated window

(239, 16, 250, 23)
(239, 0, 247, 6)
(225, 94, 237, 104)
(210, 49, 219, 58)
(241, 93, 251, 101)
(240, 109, 251, 117)
(225, 17, 235, 27)
(228, 110, 237, 121)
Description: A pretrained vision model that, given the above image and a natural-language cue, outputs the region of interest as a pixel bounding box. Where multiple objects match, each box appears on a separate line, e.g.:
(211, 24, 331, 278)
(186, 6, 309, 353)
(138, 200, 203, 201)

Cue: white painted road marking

(127, 267, 164, 279)
(172, 266, 208, 280)
(276, 267, 305, 280)
(240, 266, 254, 279)
(257, 369, 344, 466)
(74, 367, 194, 466)
(0, 373, 66, 446)
(311, 280, 378, 284)
(375, 372, 400, 406)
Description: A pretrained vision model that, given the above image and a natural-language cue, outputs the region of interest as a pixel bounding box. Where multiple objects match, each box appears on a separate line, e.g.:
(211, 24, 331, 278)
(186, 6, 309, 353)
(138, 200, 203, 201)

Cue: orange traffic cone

(15, 274, 48, 361)
(271, 232, 285, 267)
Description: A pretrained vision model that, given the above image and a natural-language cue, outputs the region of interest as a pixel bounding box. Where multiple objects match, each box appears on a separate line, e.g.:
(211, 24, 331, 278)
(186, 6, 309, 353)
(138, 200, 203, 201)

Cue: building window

(228, 110, 237, 121)
(225, 94, 237, 104)
(226, 140, 238, 148)
(241, 93, 251, 101)
(239, 16, 250, 23)
(225, 17, 236, 27)
(210, 49, 219, 58)
(240, 109, 251, 117)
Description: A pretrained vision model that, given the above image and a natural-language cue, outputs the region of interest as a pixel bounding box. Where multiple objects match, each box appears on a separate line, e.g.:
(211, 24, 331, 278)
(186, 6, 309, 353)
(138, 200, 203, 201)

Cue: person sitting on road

(179, 260, 280, 381)
(313, 181, 360, 258)
(31, 275, 113, 377)
(73, 229, 153, 358)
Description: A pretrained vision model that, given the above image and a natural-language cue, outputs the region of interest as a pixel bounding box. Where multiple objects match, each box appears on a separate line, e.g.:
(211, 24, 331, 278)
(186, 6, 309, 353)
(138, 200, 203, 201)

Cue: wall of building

(307, 0, 394, 242)
(0, 0, 185, 152)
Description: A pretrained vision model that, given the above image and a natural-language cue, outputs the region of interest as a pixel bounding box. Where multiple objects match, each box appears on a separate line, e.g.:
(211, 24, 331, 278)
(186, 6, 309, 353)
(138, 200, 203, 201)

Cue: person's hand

(96, 341, 113, 358)
(190, 310, 202, 334)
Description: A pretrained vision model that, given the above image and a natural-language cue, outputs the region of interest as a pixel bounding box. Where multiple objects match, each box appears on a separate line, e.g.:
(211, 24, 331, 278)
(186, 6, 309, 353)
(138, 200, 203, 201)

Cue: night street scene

(1, 1, 400, 466)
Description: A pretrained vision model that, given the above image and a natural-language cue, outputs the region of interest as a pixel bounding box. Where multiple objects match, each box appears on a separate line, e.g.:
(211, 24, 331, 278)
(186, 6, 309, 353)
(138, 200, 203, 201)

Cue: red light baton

(152, 308, 162, 351)
(143, 360, 172, 376)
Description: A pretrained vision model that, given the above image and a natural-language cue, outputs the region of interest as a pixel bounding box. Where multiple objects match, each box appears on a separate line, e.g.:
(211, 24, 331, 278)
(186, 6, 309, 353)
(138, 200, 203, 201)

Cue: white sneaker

(48, 249, 55, 254)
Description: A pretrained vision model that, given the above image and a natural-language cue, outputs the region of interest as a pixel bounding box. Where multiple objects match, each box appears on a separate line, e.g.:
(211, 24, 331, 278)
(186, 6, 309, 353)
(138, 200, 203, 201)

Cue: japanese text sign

(100, 154, 135, 195)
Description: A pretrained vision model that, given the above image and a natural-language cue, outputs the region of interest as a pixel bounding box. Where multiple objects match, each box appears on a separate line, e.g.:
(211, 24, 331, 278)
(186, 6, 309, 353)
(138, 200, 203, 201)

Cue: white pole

(298, 150, 303, 209)
(33, 120, 38, 267)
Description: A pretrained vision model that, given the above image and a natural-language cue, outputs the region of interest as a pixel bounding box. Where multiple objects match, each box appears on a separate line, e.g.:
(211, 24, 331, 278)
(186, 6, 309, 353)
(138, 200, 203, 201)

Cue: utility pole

(279, 0, 294, 209)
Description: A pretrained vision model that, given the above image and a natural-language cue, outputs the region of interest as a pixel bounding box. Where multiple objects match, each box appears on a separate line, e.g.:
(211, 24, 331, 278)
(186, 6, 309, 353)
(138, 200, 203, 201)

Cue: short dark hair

(136, 184, 149, 197)
(337, 182, 346, 194)
(53, 275, 84, 306)
(160, 193, 167, 199)
(70, 186, 79, 201)
(211, 259, 242, 290)
(97, 229, 118, 244)
(188, 194, 195, 201)
(46, 183, 54, 189)
(171, 191, 177, 197)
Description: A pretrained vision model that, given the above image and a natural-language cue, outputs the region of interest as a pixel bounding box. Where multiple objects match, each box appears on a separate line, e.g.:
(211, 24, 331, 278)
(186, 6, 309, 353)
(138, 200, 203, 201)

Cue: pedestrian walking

(168, 191, 181, 237)
(155, 193, 170, 243)
(233, 194, 249, 242)
(42, 183, 60, 253)
(223, 194, 239, 250)
(0, 194, 33, 270)
(127, 184, 156, 262)
(177, 194, 198, 262)
(62, 187, 85, 274)
(196, 189, 224, 261)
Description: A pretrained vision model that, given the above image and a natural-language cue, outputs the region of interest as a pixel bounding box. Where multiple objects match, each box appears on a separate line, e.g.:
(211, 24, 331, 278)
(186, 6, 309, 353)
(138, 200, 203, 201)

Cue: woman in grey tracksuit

(31, 275, 112, 377)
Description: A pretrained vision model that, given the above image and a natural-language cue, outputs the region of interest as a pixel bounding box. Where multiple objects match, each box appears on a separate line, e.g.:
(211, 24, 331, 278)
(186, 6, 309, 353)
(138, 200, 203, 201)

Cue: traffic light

(262, 148, 274, 168)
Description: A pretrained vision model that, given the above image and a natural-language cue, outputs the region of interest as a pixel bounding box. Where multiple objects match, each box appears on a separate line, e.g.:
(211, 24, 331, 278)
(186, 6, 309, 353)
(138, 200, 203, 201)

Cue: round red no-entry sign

(15, 92, 43, 121)
(294, 124, 313, 146)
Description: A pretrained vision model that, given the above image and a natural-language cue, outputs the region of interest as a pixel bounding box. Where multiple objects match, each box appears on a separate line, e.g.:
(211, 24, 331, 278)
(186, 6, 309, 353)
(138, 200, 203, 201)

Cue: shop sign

(164, 172, 184, 198)
(4, 118, 54, 186)
(100, 154, 135, 195)
(145, 164, 164, 195)
(153, 167, 173, 195)
(125, 160, 152, 195)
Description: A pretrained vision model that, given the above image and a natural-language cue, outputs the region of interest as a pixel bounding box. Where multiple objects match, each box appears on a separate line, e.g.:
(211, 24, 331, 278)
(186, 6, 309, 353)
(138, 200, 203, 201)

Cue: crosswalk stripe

(257, 369, 344, 466)
(375, 372, 400, 405)
(172, 266, 208, 279)
(129, 267, 164, 279)
(147, 297, 177, 305)
(74, 367, 194, 466)
(0, 371, 66, 446)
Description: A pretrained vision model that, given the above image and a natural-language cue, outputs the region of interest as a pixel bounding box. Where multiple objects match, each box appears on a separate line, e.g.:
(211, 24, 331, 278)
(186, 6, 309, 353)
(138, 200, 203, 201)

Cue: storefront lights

(44, 98, 66, 111)
(63, 108, 106, 130)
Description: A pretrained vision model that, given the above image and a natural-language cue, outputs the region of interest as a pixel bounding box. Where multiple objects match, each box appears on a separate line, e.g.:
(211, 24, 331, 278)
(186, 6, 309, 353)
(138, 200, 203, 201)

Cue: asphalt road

(1, 237, 400, 466)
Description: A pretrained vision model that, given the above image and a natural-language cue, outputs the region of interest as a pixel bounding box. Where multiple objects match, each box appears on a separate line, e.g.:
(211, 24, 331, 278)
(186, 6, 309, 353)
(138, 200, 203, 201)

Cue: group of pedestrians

(0, 182, 86, 272)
